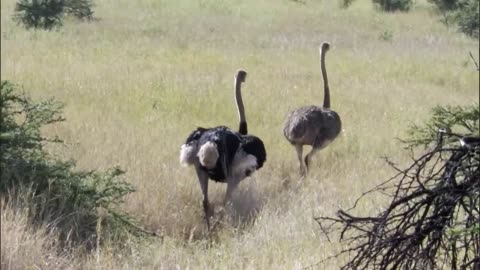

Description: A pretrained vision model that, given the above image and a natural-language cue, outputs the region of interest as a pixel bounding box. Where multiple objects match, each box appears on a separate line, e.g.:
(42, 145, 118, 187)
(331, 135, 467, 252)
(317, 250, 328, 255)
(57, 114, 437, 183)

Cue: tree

(14, 0, 94, 30)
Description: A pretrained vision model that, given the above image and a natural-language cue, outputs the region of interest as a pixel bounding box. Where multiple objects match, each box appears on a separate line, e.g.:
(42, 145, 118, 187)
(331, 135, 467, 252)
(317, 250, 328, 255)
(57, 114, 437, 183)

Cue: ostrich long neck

(235, 77, 247, 135)
(320, 48, 331, 109)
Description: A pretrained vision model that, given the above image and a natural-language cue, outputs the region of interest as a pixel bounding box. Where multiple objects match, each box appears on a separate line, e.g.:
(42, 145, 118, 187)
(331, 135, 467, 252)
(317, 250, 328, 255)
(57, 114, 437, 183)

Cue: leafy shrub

(455, 0, 479, 37)
(341, 0, 412, 10)
(63, 0, 94, 20)
(13, 0, 93, 30)
(14, 0, 64, 29)
(0, 81, 145, 248)
(429, 0, 460, 11)
(379, 30, 394, 41)
(429, 0, 479, 37)
(340, 0, 356, 8)
(373, 0, 413, 11)
(403, 104, 479, 147)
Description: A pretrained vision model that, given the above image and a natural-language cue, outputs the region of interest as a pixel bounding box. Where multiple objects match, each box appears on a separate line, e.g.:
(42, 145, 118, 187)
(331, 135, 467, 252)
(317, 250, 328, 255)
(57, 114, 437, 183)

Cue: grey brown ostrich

(179, 70, 266, 230)
(283, 43, 341, 177)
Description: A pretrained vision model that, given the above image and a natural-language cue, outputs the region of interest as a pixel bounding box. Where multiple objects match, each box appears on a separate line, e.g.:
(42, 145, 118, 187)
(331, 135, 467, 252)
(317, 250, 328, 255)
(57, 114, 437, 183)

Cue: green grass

(1, 0, 478, 269)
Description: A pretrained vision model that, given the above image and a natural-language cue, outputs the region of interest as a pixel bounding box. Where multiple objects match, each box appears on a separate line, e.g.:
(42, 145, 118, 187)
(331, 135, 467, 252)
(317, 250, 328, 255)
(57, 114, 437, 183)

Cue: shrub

(13, 0, 93, 30)
(0, 81, 147, 248)
(14, 0, 64, 30)
(373, 0, 413, 11)
(404, 104, 479, 147)
(340, 0, 356, 8)
(63, 0, 94, 20)
(341, 0, 413, 11)
(455, 0, 479, 37)
(429, 0, 479, 37)
(379, 30, 394, 41)
(429, 0, 459, 11)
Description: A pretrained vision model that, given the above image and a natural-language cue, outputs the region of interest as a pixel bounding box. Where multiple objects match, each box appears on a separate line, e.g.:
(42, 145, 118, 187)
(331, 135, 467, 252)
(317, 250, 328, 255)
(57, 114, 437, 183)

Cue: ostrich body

(179, 70, 266, 229)
(283, 42, 341, 176)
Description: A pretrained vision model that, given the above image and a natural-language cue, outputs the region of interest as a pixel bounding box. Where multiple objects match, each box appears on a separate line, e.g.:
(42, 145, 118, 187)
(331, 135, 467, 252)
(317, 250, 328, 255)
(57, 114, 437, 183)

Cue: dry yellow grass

(1, 199, 76, 270)
(1, 0, 478, 269)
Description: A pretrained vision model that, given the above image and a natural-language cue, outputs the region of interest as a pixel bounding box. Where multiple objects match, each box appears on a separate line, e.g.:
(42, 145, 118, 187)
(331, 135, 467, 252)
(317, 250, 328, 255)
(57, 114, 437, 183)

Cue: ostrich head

(321, 42, 330, 53)
(236, 69, 247, 83)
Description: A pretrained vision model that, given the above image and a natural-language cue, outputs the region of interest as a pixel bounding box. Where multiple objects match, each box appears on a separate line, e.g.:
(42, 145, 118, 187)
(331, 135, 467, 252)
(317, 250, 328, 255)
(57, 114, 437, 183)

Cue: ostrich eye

(245, 166, 257, 177)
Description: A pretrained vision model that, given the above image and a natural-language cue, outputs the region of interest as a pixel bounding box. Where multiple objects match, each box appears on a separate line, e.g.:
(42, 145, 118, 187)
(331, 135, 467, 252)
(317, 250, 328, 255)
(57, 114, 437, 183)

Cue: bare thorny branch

(314, 132, 480, 270)
(469, 51, 479, 71)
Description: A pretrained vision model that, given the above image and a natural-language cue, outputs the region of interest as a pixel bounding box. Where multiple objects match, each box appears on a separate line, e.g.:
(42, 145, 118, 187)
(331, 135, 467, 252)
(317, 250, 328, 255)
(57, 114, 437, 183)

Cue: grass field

(1, 0, 478, 269)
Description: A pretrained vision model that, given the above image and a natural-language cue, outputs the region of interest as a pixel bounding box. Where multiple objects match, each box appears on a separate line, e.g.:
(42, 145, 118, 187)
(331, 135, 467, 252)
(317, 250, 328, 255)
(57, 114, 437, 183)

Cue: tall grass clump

(0, 80, 143, 249)
(13, 0, 93, 30)
(1, 200, 75, 270)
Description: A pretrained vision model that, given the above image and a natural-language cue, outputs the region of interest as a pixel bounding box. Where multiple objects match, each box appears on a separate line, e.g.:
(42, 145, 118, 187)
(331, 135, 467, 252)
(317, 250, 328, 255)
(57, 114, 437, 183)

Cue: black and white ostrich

(283, 42, 342, 177)
(180, 70, 266, 229)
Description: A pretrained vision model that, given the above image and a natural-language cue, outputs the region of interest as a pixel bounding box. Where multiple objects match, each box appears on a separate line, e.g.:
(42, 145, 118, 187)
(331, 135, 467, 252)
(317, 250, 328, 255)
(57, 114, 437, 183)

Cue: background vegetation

(1, 0, 478, 269)
(429, 0, 480, 37)
(13, 0, 93, 29)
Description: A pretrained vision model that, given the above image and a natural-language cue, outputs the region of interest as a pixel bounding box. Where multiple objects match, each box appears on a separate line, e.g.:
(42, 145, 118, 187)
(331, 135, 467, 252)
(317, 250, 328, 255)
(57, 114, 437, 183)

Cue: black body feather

(183, 126, 266, 182)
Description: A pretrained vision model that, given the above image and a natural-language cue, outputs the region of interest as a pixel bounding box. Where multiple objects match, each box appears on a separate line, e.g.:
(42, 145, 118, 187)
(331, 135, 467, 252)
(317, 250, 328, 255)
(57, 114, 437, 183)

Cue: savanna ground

(1, 0, 479, 269)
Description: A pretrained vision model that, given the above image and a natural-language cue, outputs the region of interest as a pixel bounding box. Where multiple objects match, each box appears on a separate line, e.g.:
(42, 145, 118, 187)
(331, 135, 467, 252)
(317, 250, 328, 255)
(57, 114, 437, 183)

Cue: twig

(469, 51, 479, 71)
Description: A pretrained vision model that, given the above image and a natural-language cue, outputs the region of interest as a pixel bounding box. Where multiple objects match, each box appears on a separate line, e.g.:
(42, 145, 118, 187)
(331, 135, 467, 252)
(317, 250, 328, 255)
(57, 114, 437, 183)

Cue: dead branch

(315, 131, 480, 270)
(469, 51, 479, 71)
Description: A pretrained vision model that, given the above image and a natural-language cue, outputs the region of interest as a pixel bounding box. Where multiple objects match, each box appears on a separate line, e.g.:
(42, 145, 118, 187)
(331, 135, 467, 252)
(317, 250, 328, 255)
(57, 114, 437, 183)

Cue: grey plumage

(284, 106, 341, 147)
(283, 42, 342, 177)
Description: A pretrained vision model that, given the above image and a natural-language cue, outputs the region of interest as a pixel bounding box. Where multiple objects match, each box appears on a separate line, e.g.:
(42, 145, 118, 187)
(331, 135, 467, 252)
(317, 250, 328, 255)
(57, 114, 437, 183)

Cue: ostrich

(179, 69, 266, 229)
(283, 42, 341, 177)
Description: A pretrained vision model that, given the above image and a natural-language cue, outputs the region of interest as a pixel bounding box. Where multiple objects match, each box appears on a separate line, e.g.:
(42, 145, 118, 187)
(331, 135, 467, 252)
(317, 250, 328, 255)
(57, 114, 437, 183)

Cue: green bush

(403, 104, 480, 147)
(14, 0, 64, 29)
(341, 0, 413, 11)
(0, 81, 145, 248)
(455, 0, 479, 37)
(429, 0, 459, 11)
(373, 0, 413, 11)
(429, 0, 479, 37)
(340, 0, 356, 8)
(13, 0, 93, 30)
(63, 0, 94, 20)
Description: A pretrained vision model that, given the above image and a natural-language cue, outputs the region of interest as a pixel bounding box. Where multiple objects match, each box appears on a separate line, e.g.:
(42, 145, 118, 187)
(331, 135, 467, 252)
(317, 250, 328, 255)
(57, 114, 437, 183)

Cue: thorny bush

(315, 105, 479, 270)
